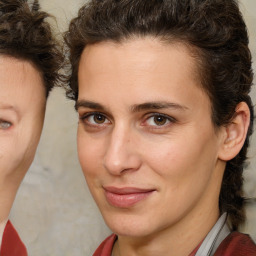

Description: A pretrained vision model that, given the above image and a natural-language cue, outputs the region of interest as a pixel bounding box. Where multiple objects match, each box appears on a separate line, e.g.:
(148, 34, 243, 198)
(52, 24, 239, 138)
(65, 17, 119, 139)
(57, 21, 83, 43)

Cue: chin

(103, 211, 155, 238)
(112, 226, 152, 238)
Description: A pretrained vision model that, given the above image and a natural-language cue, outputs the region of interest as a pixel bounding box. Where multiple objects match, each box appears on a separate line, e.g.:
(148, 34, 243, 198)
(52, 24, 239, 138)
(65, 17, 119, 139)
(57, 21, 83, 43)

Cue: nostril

(103, 149, 141, 175)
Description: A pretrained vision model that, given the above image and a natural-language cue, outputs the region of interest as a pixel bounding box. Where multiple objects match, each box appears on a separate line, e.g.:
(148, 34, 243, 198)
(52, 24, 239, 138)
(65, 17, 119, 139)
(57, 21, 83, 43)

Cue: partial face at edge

(76, 38, 226, 237)
(0, 56, 46, 180)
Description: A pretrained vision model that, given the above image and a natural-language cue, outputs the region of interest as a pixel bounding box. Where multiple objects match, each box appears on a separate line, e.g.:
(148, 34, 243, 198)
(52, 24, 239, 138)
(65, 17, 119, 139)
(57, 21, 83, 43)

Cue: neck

(0, 177, 19, 248)
(0, 219, 8, 246)
(0, 174, 23, 222)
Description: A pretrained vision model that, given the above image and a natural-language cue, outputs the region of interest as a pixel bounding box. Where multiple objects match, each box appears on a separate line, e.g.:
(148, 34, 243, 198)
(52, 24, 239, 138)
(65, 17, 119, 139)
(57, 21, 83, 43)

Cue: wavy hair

(0, 0, 64, 97)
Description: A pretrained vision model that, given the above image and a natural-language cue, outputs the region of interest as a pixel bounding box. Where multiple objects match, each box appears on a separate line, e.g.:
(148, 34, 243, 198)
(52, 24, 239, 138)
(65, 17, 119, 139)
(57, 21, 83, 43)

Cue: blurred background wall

(9, 0, 256, 255)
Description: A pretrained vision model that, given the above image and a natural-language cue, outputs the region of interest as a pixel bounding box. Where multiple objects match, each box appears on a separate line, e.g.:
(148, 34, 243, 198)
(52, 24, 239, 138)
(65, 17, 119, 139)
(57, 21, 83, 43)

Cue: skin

(76, 38, 247, 256)
(0, 56, 46, 237)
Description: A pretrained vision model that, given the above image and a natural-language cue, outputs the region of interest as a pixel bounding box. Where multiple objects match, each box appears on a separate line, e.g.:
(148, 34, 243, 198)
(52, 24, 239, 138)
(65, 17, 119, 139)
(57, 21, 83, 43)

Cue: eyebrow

(75, 100, 188, 112)
(0, 104, 18, 112)
(75, 100, 104, 111)
(0, 104, 19, 120)
(131, 102, 188, 112)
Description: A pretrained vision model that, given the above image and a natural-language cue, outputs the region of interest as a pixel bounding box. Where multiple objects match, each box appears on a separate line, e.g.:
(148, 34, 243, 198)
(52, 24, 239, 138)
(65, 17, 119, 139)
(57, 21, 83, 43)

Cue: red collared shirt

(93, 232, 256, 256)
(0, 220, 27, 256)
(93, 234, 201, 256)
(214, 232, 256, 256)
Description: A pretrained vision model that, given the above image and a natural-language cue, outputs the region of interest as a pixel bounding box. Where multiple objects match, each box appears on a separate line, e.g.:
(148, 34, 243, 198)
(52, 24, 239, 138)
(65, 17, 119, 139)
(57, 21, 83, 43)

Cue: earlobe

(218, 102, 250, 161)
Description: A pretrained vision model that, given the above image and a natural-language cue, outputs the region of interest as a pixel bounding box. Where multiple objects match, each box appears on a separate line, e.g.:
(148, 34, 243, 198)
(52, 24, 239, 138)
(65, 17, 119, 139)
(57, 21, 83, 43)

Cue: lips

(103, 186, 155, 208)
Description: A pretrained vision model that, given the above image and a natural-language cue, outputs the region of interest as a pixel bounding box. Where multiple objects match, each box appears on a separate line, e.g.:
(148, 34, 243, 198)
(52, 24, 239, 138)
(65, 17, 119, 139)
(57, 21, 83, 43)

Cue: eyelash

(79, 111, 176, 129)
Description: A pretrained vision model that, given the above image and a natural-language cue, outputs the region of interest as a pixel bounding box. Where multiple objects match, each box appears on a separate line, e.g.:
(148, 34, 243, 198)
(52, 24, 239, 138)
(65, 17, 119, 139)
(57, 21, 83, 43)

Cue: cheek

(143, 138, 218, 219)
(0, 118, 44, 175)
(0, 134, 29, 173)
(0, 136, 15, 161)
(77, 132, 107, 199)
(77, 131, 104, 177)
(143, 137, 186, 176)
(145, 132, 218, 190)
(22, 113, 45, 159)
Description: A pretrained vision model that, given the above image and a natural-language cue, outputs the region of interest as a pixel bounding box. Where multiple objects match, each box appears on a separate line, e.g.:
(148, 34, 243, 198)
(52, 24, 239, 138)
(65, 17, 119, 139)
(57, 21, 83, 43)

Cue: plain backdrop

(10, 1, 256, 255)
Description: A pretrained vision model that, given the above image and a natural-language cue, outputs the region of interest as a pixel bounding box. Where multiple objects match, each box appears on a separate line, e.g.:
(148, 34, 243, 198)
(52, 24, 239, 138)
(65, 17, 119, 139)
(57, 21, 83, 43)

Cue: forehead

(79, 38, 203, 85)
(79, 38, 204, 95)
(0, 55, 44, 86)
(0, 56, 45, 111)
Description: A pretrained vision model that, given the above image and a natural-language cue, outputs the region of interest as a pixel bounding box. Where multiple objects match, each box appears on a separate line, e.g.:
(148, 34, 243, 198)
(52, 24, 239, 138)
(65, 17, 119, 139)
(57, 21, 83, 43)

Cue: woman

(0, 0, 63, 255)
(65, 0, 256, 255)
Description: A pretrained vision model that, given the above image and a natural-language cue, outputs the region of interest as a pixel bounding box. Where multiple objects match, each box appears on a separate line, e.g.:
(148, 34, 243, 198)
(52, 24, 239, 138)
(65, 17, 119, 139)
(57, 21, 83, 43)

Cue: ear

(218, 102, 250, 161)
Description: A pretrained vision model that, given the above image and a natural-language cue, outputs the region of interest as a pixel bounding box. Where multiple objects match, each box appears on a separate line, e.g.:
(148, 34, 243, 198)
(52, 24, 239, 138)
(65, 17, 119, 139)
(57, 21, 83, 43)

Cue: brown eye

(153, 116, 167, 126)
(93, 114, 106, 124)
(83, 113, 110, 126)
(143, 114, 174, 128)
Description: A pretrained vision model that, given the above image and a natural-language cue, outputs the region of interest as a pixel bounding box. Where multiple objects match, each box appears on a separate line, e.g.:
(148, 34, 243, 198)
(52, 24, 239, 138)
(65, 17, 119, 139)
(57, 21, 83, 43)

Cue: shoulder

(0, 220, 27, 256)
(93, 234, 117, 256)
(214, 231, 256, 256)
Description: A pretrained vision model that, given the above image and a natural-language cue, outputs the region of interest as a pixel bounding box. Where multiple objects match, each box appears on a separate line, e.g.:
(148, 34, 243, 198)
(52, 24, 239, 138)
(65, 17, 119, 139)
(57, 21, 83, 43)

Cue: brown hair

(64, 0, 254, 230)
(0, 0, 64, 97)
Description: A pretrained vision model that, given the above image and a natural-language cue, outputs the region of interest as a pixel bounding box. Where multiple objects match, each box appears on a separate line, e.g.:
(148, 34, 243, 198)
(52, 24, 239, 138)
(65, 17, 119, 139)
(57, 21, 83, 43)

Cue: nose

(103, 126, 141, 175)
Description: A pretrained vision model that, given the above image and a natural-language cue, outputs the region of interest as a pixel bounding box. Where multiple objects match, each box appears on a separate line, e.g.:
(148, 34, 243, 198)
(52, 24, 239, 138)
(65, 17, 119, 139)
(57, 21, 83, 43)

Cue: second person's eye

(0, 120, 12, 130)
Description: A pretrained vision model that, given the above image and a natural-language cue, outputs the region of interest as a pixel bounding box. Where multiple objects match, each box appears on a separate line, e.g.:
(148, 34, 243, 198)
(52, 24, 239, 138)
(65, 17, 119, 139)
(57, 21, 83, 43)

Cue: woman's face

(77, 38, 226, 238)
(0, 56, 46, 181)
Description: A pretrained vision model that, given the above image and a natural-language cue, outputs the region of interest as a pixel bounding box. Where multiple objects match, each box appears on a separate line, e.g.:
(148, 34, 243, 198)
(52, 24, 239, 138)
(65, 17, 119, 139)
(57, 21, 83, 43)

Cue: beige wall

(238, 0, 256, 238)
(10, 1, 256, 255)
